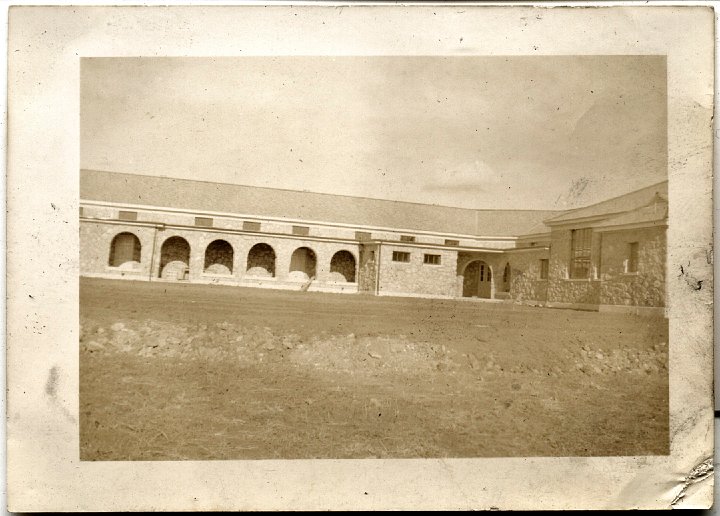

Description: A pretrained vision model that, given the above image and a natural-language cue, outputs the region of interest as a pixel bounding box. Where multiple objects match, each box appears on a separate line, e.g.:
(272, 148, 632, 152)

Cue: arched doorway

(289, 246, 317, 280)
(108, 232, 141, 268)
(246, 243, 276, 277)
(462, 260, 493, 298)
(329, 250, 356, 282)
(204, 239, 234, 275)
(159, 236, 191, 280)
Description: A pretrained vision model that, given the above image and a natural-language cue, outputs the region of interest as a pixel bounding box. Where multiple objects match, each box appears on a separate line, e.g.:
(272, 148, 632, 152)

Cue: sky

(81, 56, 666, 210)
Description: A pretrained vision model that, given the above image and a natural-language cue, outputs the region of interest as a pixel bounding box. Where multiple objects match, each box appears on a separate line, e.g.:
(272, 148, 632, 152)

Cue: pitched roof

(80, 169, 559, 238)
(544, 181, 668, 225)
(595, 195, 668, 230)
(516, 220, 553, 238)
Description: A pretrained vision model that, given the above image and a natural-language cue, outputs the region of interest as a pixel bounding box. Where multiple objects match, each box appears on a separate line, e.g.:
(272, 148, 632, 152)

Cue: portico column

(188, 235, 205, 281)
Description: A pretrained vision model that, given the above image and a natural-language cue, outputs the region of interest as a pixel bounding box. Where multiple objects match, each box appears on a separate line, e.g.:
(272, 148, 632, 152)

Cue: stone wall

(505, 249, 550, 303)
(81, 206, 665, 306)
(357, 244, 378, 293)
(546, 228, 602, 305)
(598, 226, 666, 307)
(80, 219, 361, 292)
(80, 222, 156, 279)
(378, 244, 458, 297)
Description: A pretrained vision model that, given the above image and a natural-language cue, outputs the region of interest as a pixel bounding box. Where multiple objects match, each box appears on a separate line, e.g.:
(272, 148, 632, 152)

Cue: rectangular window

(195, 216, 213, 227)
(444, 239, 459, 246)
(570, 228, 592, 279)
(292, 225, 310, 236)
(627, 242, 639, 273)
(392, 251, 410, 263)
(539, 259, 549, 280)
(423, 254, 441, 265)
(118, 210, 137, 221)
(355, 231, 371, 241)
(243, 221, 261, 232)
(79, 207, 84, 217)
(400, 235, 416, 242)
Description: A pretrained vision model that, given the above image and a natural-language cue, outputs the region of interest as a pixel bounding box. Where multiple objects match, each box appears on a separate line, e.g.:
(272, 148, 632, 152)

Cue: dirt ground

(79, 277, 668, 460)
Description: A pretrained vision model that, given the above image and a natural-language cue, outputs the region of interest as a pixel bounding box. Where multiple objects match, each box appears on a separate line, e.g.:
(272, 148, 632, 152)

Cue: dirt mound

(80, 317, 667, 379)
(80, 319, 461, 376)
(289, 334, 458, 376)
(570, 343, 668, 375)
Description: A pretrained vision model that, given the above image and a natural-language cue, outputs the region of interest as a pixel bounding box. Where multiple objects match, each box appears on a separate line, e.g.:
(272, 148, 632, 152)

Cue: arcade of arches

(111, 232, 359, 284)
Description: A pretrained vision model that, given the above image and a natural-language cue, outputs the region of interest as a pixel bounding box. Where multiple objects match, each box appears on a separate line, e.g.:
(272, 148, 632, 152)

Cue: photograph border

(6, 3, 714, 510)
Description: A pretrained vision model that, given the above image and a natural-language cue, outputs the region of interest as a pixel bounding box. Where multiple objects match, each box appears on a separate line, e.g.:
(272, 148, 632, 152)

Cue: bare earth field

(80, 277, 668, 460)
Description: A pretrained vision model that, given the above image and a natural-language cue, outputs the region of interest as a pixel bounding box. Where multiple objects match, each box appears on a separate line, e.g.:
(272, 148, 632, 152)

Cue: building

(80, 169, 668, 315)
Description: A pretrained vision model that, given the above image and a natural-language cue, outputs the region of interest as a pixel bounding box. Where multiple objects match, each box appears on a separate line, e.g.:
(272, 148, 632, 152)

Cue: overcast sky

(81, 56, 666, 210)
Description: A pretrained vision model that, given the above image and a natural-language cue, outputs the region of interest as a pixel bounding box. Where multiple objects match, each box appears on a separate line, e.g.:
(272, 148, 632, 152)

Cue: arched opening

(204, 239, 234, 275)
(108, 232, 141, 268)
(289, 246, 317, 280)
(329, 250, 356, 282)
(462, 260, 493, 298)
(502, 262, 511, 292)
(246, 243, 276, 277)
(159, 236, 191, 280)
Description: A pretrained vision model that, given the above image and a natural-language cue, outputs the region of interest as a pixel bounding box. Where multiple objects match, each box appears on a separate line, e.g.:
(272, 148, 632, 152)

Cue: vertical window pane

(628, 242, 639, 273)
(540, 259, 549, 279)
(570, 228, 592, 279)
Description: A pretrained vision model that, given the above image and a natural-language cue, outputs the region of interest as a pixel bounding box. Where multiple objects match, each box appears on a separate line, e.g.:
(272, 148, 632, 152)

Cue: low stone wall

(548, 279, 601, 305)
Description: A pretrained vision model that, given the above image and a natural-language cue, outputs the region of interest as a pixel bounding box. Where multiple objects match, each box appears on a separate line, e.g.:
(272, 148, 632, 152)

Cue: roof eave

(594, 220, 668, 233)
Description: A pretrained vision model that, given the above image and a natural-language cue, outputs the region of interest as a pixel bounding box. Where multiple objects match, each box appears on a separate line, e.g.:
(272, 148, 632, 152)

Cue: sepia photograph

(7, 4, 713, 511)
(79, 55, 670, 460)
